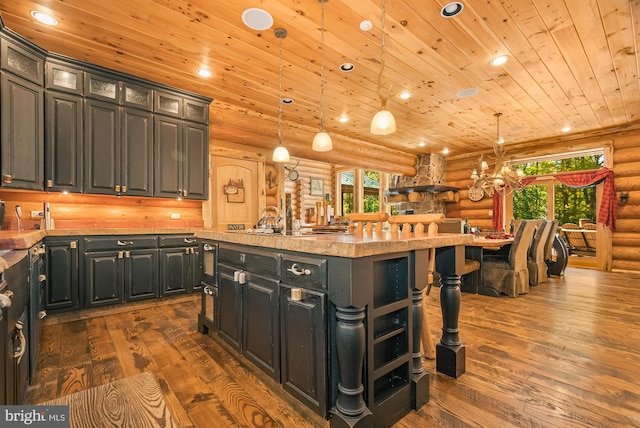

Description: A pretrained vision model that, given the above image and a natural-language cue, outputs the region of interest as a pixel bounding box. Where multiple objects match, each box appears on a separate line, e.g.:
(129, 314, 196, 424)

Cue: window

(336, 168, 386, 216)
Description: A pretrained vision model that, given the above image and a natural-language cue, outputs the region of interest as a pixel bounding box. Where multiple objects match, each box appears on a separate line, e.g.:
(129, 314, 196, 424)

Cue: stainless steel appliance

(29, 243, 46, 379)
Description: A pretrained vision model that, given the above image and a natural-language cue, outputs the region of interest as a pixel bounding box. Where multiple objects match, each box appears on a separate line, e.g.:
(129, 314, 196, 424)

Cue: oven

(29, 243, 46, 380)
(1, 250, 29, 405)
(198, 241, 218, 335)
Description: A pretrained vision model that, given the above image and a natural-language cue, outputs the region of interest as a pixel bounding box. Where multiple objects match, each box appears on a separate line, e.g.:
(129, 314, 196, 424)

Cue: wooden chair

(528, 220, 555, 286)
(483, 220, 537, 297)
(542, 219, 559, 265)
(560, 222, 592, 256)
(387, 213, 445, 234)
(345, 212, 388, 234)
(582, 223, 597, 250)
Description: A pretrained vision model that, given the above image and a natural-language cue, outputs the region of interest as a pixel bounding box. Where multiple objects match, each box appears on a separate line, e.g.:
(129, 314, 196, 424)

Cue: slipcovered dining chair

(482, 220, 537, 297)
(528, 220, 555, 286)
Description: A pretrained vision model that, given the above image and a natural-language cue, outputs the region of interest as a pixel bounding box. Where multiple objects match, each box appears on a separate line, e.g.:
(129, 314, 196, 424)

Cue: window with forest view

(512, 154, 603, 225)
(362, 170, 380, 213)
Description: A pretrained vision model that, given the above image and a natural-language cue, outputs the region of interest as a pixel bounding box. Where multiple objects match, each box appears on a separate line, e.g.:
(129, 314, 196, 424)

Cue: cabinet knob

(70, 241, 77, 249)
(115, 184, 121, 192)
(39, 274, 46, 282)
(3, 175, 12, 183)
(39, 310, 47, 319)
(122, 185, 127, 193)
(47, 179, 53, 187)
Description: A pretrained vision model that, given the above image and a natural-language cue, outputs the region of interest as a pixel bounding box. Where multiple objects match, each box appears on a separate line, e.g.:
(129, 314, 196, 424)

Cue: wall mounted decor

(310, 177, 324, 196)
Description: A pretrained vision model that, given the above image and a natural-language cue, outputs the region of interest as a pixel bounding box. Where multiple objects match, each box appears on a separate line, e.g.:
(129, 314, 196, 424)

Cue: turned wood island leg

(330, 305, 372, 428)
(435, 244, 466, 378)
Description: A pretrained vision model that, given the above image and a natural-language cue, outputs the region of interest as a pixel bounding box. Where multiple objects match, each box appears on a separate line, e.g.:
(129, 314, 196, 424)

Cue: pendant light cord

(377, 0, 388, 107)
(278, 35, 284, 144)
(319, 0, 326, 131)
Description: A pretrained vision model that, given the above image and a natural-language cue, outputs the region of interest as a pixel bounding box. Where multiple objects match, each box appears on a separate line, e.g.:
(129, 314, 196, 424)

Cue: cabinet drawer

(282, 255, 327, 290)
(158, 235, 198, 247)
(218, 244, 280, 277)
(84, 235, 158, 251)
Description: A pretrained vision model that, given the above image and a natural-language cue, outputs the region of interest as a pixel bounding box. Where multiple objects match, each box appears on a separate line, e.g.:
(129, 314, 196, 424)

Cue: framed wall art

(310, 177, 324, 196)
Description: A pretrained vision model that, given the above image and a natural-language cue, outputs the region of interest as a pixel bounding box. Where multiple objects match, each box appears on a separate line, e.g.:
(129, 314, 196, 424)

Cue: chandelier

(470, 113, 524, 196)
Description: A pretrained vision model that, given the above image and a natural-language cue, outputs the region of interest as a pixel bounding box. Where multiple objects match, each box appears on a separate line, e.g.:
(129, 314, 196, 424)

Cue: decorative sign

(224, 178, 245, 203)
(227, 223, 246, 230)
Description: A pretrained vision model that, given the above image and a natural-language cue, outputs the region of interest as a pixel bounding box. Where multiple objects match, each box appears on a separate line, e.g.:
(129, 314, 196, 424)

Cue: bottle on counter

(463, 218, 471, 234)
(286, 198, 293, 234)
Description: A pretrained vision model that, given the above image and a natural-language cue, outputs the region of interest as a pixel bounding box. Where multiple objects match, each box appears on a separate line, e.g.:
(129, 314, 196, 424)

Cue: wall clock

(468, 183, 485, 201)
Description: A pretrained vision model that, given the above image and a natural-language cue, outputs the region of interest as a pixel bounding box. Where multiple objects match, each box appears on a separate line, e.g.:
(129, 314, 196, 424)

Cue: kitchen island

(197, 230, 473, 428)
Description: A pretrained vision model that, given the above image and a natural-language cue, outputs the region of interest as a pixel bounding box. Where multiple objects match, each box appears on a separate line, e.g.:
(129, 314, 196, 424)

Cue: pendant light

(312, 0, 333, 152)
(370, 0, 396, 135)
(272, 28, 290, 162)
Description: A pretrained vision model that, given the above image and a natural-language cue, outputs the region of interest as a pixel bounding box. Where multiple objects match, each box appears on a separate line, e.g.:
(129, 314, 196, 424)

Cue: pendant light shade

(370, 109, 396, 135)
(313, 0, 333, 152)
(312, 131, 332, 151)
(272, 28, 290, 163)
(272, 145, 290, 162)
(370, 0, 396, 135)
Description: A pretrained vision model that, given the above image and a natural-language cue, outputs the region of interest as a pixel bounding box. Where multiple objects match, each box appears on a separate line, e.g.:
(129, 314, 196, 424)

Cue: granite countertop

(0, 228, 473, 258)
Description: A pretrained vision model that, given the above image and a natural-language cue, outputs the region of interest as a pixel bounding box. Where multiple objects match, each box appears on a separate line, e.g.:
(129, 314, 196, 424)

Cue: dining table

(463, 235, 515, 296)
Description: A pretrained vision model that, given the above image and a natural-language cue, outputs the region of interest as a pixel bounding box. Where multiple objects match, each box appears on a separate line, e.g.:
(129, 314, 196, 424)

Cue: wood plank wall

(445, 134, 640, 272)
(0, 190, 203, 230)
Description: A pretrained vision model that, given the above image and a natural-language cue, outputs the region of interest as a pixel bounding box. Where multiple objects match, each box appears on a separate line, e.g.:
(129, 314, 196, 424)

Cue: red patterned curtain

(552, 167, 617, 230)
(492, 177, 537, 231)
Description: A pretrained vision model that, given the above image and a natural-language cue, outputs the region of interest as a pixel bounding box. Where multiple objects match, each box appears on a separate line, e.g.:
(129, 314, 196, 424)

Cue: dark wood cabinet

(46, 60, 83, 95)
(280, 284, 327, 415)
(158, 235, 200, 296)
(44, 237, 81, 312)
(84, 236, 159, 308)
(217, 244, 281, 380)
(121, 107, 153, 196)
(0, 71, 44, 190)
(45, 91, 82, 192)
(154, 116, 208, 200)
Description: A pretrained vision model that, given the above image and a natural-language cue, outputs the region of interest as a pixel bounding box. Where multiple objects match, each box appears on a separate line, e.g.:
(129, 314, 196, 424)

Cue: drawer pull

(117, 240, 133, 246)
(287, 263, 311, 276)
(203, 244, 214, 251)
(184, 238, 197, 244)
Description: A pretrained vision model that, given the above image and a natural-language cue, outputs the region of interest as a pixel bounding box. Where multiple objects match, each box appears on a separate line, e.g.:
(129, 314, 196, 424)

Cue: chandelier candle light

(470, 113, 524, 195)
(312, 0, 333, 152)
(272, 28, 291, 162)
(370, 0, 396, 135)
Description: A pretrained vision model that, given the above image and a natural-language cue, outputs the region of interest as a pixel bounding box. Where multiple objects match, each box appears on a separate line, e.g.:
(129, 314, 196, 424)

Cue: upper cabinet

(0, 25, 212, 199)
(0, 33, 45, 190)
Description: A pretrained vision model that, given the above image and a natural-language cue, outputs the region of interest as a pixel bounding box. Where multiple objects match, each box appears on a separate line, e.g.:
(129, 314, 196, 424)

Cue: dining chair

(528, 220, 555, 286)
(482, 219, 537, 297)
(542, 219, 559, 264)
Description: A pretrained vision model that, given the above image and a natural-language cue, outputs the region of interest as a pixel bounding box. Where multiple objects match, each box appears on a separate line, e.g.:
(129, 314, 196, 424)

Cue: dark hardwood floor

(26, 267, 640, 427)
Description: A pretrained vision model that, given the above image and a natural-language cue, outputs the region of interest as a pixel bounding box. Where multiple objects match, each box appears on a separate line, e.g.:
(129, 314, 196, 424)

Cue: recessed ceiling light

(282, 98, 294, 104)
(418, 141, 426, 147)
(339, 115, 349, 123)
(562, 125, 571, 133)
(30, 11, 58, 26)
(360, 20, 373, 31)
(490, 55, 508, 66)
(241, 8, 273, 31)
(456, 88, 479, 98)
(399, 91, 411, 100)
(340, 63, 355, 72)
(196, 68, 212, 78)
(441, 2, 464, 18)
(442, 147, 450, 155)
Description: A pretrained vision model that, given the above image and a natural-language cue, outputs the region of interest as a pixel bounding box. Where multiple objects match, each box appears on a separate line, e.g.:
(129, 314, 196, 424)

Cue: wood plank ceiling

(0, 0, 639, 174)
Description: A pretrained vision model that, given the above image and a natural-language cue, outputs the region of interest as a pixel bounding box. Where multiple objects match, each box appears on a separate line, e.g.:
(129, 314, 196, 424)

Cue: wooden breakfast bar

(197, 229, 473, 428)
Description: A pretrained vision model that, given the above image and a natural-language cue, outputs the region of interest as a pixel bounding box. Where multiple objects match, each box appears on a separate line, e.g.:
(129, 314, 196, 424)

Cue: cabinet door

(183, 122, 209, 200)
(244, 274, 280, 381)
(1, 72, 44, 190)
(154, 115, 182, 198)
(45, 92, 82, 192)
(190, 246, 202, 292)
(85, 251, 123, 307)
(121, 108, 153, 196)
(159, 247, 190, 296)
(218, 265, 243, 351)
(126, 249, 158, 301)
(84, 98, 119, 195)
(46, 61, 83, 95)
(280, 284, 327, 416)
(45, 239, 80, 312)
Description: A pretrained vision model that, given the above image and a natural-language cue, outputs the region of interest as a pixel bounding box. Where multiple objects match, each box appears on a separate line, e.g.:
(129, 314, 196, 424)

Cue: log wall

(282, 158, 334, 223)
